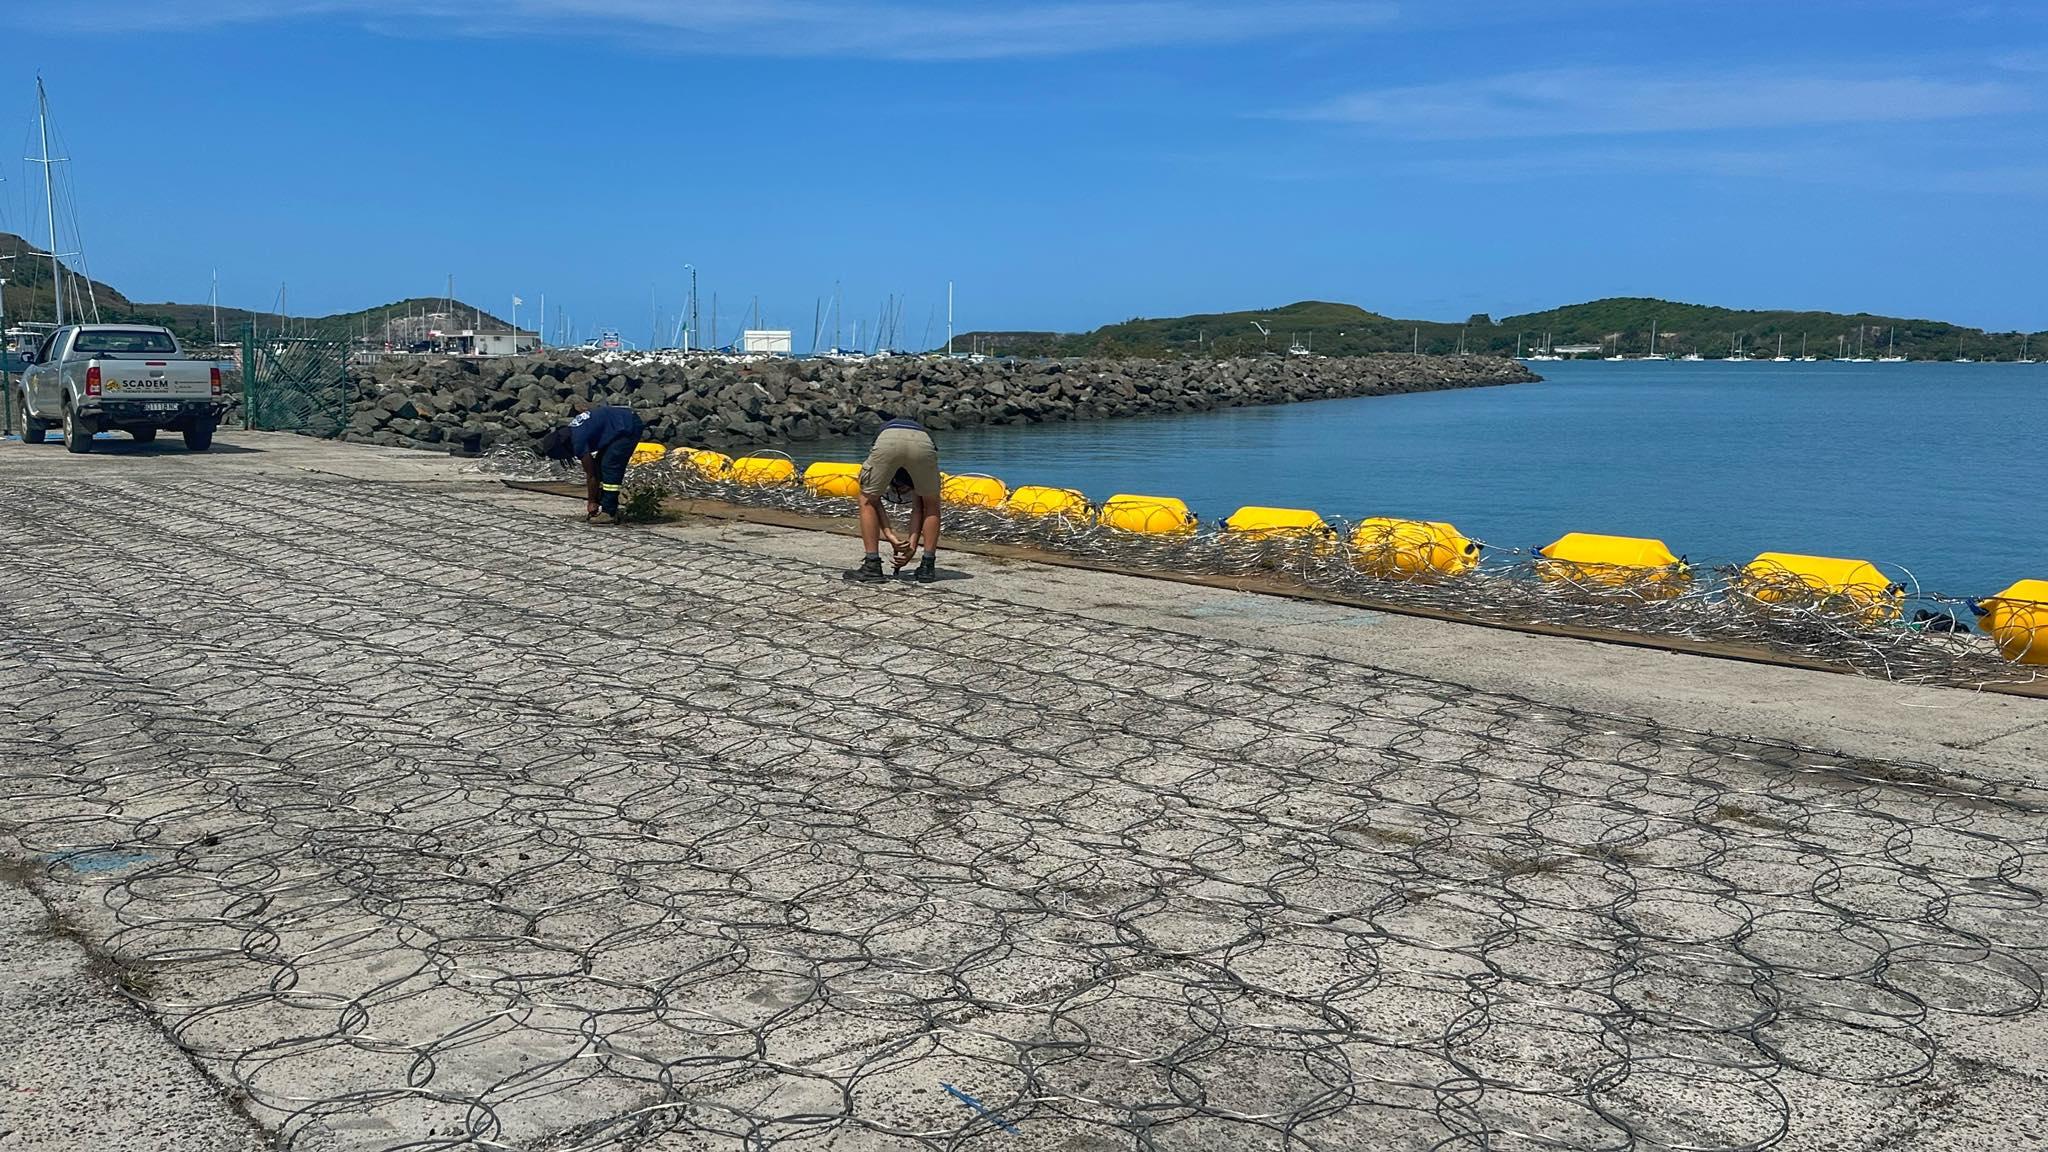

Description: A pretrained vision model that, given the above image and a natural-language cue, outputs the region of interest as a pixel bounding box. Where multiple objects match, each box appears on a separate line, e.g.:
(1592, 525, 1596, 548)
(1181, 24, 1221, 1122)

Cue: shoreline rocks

(339, 353, 1540, 453)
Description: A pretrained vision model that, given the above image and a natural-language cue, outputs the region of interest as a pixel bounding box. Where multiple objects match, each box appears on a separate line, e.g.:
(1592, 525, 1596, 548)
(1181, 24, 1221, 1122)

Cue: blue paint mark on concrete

(45, 850, 161, 874)
(942, 1082, 1019, 1135)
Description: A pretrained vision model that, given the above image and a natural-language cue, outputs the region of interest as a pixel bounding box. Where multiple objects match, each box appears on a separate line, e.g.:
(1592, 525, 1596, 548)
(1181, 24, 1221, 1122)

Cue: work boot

(914, 556, 937, 584)
(847, 556, 886, 583)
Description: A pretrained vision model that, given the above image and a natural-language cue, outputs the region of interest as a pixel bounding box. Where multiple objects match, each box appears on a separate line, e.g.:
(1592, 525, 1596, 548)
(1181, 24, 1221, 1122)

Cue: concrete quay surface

(0, 431, 2044, 1152)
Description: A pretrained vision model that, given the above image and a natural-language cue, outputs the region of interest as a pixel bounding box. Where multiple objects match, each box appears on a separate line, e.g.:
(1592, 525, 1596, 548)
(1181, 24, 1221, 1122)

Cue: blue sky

(4, 1, 2045, 345)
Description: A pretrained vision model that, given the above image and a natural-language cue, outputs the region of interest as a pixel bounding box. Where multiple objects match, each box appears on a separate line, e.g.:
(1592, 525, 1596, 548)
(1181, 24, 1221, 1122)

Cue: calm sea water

(797, 360, 2044, 596)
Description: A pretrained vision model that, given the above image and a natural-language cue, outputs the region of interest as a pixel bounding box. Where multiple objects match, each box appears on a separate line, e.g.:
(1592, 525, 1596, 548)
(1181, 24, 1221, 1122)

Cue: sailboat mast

(36, 79, 65, 327)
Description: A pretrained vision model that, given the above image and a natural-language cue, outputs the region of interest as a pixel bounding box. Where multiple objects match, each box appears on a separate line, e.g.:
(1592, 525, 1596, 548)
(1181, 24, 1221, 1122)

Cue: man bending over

(848, 415, 941, 583)
(538, 403, 645, 522)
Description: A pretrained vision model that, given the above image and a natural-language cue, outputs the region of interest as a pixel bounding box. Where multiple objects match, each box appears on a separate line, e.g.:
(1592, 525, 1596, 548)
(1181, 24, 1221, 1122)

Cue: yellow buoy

(1005, 485, 1093, 520)
(628, 442, 668, 467)
(730, 454, 798, 487)
(940, 473, 1008, 509)
(1352, 518, 1479, 580)
(1976, 580, 2048, 665)
(1537, 533, 1690, 598)
(1219, 506, 1334, 540)
(682, 449, 734, 479)
(802, 461, 864, 498)
(1098, 494, 1197, 535)
(1738, 552, 1902, 621)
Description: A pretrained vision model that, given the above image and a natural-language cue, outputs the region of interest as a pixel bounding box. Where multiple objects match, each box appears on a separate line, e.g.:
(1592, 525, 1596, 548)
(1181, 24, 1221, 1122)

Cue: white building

(742, 329, 793, 356)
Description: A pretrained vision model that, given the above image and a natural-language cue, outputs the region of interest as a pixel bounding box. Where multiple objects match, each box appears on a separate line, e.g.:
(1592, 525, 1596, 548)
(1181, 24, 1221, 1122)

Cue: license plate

(145, 401, 180, 411)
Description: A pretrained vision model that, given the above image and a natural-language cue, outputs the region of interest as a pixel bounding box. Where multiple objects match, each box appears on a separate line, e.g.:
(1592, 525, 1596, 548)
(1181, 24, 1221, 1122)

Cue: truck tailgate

(97, 360, 215, 399)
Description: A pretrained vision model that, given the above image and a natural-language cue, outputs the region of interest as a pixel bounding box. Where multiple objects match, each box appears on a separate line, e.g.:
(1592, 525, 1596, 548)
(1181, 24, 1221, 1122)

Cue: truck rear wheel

(184, 420, 215, 452)
(62, 405, 93, 454)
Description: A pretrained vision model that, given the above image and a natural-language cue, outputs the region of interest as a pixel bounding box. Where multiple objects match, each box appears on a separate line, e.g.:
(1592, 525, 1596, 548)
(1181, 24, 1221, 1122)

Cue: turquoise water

(800, 360, 2044, 596)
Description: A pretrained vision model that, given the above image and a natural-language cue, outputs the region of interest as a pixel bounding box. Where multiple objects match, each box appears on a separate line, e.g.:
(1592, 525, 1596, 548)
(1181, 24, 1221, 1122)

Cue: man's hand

(586, 499, 601, 519)
(891, 540, 917, 572)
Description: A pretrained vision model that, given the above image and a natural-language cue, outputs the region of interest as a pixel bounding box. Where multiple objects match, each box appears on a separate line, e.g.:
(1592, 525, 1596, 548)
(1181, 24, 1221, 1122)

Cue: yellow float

(730, 454, 798, 486)
(1219, 506, 1334, 541)
(1975, 580, 2048, 665)
(1005, 486, 1093, 520)
(628, 442, 668, 467)
(1097, 494, 1197, 535)
(802, 461, 864, 498)
(1352, 518, 1480, 581)
(1737, 552, 1903, 621)
(940, 473, 1009, 509)
(682, 449, 734, 478)
(1537, 533, 1690, 598)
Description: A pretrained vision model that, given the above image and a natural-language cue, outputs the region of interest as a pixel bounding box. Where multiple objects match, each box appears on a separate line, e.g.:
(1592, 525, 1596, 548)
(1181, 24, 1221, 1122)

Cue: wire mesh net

(480, 445, 2041, 692)
(3, 470, 2042, 1151)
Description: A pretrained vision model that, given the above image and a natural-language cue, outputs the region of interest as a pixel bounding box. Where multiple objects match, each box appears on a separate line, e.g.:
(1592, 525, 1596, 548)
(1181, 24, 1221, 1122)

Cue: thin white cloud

(1994, 48, 2048, 73)
(32, 0, 1398, 60)
(1287, 67, 2028, 138)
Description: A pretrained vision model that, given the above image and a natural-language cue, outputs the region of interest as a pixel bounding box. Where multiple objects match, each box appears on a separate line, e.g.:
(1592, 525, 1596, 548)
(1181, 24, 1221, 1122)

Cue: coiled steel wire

(4, 468, 2046, 1151)
(2, 469, 2045, 1151)
(478, 445, 2040, 691)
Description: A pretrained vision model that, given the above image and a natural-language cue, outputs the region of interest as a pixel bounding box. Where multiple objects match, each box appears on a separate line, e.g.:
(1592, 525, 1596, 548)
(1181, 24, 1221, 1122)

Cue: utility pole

(538, 292, 545, 350)
(947, 280, 954, 357)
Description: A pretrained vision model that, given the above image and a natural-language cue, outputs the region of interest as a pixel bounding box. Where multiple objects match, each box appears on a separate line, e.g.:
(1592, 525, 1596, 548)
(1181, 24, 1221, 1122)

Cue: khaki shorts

(859, 427, 941, 498)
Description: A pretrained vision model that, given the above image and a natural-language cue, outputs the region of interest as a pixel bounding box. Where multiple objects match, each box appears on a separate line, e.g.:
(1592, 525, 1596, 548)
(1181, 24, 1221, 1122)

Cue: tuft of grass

(618, 485, 678, 524)
(1361, 826, 1425, 847)
(1488, 853, 1569, 879)
(1712, 803, 1801, 834)
(1577, 843, 1647, 866)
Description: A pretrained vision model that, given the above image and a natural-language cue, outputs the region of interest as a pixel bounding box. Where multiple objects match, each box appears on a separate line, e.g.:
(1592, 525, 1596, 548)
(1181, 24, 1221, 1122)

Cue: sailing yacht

(2017, 334, 2036, 364)
(1728, 336, 1753, 362)
(1642, 319, 1668, 360)
(1772, 334, 1791, 362)
(1527, 332, 1563, 362)
(1955, 333, 1974, 363)
(1797, 333, 1818, 362)
(1681, 348, 1703, 362)
(1833, 335, 1853, 363)
(1877, 326, 1906, 363)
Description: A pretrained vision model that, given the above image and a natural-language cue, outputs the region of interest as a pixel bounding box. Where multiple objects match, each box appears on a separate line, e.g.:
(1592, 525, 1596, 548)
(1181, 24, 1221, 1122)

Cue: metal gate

(243, 333, 351, 437)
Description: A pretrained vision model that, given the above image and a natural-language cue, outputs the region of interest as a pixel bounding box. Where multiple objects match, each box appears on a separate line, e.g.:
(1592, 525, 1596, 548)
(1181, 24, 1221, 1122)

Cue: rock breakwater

(342, 353, 1539, 452)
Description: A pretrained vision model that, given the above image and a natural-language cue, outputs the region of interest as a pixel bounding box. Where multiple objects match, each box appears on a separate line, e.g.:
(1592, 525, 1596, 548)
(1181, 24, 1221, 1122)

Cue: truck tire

(62, 404, 93, 454)
(131, 427, 158, 444)
(21, 416, 46, 444)
(184, 420, 215, 452)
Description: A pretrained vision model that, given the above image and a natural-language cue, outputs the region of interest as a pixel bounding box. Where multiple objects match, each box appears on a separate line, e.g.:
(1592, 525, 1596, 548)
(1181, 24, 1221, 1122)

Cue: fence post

(242, 325, 257, 430)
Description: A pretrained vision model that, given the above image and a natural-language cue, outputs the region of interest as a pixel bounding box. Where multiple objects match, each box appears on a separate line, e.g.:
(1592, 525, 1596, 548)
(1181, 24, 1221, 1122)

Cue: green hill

(0, 233, 513, 348)
(957, 297, 2046, 361)
(1494, 297, 2028, 360)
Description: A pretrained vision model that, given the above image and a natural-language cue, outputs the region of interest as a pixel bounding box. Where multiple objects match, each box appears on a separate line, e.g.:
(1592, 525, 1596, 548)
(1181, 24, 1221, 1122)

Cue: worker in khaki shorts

(847, 415, 941, 584)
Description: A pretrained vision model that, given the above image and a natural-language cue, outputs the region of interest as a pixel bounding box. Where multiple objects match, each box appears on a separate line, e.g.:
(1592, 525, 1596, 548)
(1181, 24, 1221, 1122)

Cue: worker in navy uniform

(538, 404, 645, 522)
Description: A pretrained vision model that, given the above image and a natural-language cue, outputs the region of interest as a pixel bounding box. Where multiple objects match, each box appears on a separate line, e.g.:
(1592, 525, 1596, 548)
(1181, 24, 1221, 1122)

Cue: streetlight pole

(511, 296, 520, 355)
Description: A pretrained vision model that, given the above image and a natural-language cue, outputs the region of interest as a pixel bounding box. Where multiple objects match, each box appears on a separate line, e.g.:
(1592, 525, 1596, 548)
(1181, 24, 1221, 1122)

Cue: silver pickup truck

(17, 324, 228, 453)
